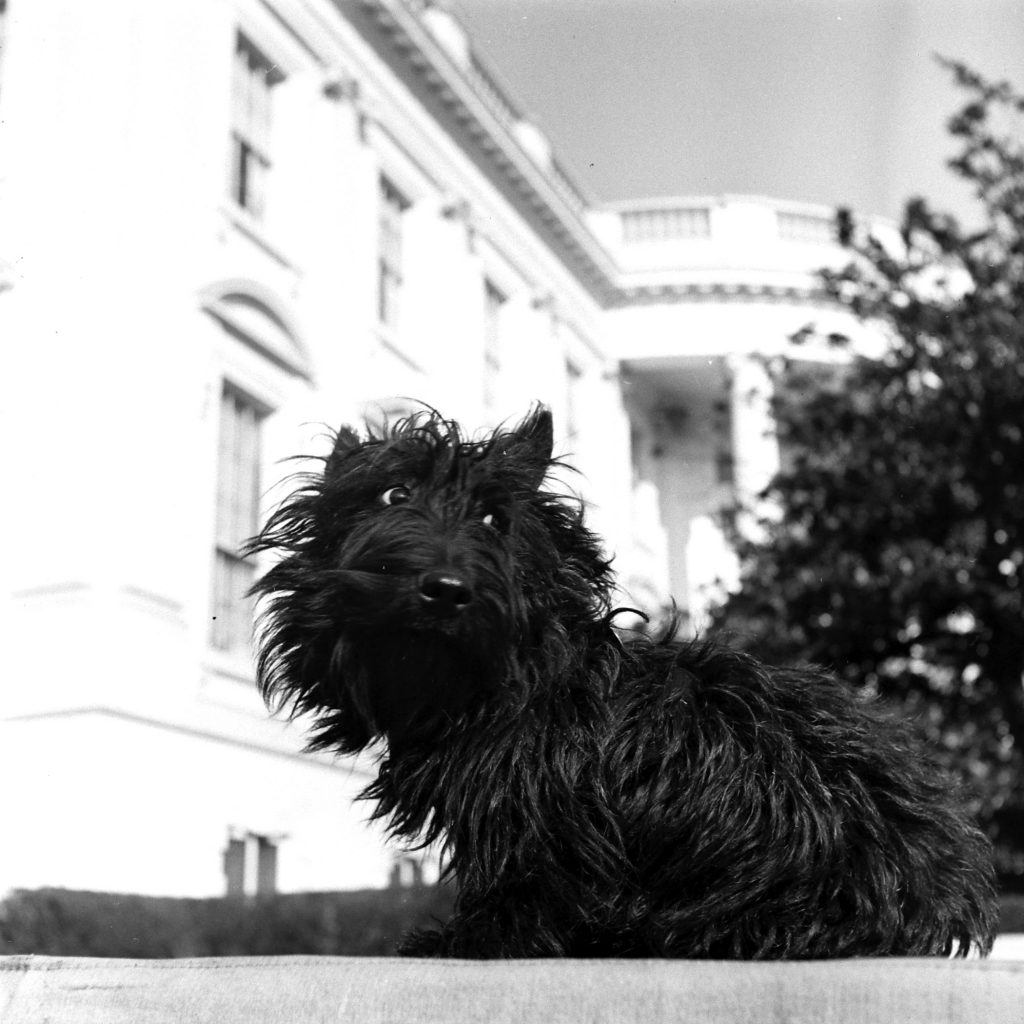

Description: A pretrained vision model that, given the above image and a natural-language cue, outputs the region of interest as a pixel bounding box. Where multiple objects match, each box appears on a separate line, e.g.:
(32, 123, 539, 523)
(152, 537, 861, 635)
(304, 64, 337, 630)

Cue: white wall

(0, 713, 391, 896)
(1, 1, 884, 900)
(0, 0, 637, 896)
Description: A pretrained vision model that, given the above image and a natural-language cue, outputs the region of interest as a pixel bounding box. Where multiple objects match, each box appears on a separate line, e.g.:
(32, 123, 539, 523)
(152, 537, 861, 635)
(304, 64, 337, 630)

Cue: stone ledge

(2, 953, 1023, 1024)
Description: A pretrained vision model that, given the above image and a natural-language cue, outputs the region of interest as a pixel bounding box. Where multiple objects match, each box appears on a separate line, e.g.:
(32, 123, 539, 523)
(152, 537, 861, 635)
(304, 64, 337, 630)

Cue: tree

(710, 60, 1024, 879)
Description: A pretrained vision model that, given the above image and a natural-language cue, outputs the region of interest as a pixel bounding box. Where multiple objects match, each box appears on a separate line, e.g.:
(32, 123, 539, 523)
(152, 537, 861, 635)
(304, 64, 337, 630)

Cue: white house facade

(1, 0, 867, 897)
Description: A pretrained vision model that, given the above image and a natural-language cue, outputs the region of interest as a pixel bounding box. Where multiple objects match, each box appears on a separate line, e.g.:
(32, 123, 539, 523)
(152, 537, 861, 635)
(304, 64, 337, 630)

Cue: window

(224, 830, 278, 897)
(229, 33, 283, 219)
(378, 176, 410, 331)
(483, 279, 506, 408)
(211, 384, 265, 654)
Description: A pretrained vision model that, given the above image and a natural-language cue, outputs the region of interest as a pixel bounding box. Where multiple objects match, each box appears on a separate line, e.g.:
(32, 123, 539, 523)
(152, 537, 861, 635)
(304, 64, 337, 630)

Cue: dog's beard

(305, 558, 521, 745)
(336, 622, 502, 746)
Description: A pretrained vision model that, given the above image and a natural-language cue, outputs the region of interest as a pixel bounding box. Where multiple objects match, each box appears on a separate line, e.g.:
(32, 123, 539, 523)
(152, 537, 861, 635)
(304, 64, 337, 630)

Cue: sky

(452, 0, 1024, 224)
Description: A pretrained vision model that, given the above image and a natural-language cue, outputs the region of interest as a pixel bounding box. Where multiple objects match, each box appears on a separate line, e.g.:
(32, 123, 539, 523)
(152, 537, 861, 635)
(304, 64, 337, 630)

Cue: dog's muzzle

(418, 570, 473, 617)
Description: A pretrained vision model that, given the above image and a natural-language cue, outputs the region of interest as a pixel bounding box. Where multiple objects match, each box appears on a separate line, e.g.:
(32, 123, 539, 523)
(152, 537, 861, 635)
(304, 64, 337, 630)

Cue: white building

(1, 0, 865, 897)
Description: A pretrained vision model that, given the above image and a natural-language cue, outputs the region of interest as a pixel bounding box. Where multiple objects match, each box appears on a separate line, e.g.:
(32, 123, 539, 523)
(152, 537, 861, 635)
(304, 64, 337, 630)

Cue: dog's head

(246, 405, 614, 750)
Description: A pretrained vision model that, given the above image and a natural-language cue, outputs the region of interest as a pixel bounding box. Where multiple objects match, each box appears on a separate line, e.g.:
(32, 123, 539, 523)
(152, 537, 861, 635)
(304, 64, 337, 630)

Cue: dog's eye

(482, 510, 507, 532)
(380, 486, 411, 506)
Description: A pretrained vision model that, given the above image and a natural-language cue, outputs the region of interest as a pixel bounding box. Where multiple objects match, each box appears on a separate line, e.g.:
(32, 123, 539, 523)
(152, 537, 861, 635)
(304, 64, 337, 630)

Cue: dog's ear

(324, 424, 362, 478)
(496, 406, 553, 491)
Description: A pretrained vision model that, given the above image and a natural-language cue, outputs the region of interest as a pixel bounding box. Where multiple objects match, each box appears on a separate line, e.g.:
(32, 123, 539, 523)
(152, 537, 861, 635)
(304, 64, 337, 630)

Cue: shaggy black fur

(247, 406, 997, 959)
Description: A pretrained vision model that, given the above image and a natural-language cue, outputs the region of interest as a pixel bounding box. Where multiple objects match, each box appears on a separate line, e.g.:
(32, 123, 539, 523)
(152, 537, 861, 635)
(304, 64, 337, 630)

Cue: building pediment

(200, 280, 312, 381)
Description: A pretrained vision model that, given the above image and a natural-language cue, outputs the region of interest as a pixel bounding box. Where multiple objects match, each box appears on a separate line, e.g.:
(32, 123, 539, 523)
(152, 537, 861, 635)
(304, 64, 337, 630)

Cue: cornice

(5, 705, 372, 775)
(349, 3, 856, 317)
(354, 0, 621, 306)
(612, 281, 833, 308)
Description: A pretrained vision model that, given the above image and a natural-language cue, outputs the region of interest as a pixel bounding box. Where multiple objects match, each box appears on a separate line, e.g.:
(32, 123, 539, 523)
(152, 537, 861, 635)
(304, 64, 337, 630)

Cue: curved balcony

(591, 195, 896, 303)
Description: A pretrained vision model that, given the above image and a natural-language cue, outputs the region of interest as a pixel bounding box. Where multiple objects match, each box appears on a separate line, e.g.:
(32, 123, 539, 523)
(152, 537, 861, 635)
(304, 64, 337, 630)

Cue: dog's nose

(418, 570, 473, 614)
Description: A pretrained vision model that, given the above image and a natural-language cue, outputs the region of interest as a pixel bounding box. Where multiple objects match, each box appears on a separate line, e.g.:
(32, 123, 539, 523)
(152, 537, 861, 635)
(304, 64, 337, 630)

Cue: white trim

(374, 323, 424, 375)
(200, 277, 312, 381)
(474, 233, 528, 307)
(6, 705, 373, 776)
(231, 0, 317, 77)
(368, 118, 441, 206)
(219, 201, 302, 275)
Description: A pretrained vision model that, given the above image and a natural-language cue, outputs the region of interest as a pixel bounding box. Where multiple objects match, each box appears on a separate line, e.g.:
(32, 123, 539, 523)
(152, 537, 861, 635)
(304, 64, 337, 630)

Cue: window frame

(210, 381, 269, 656)
(228, 32, 284, 220)
(482, 278, 507, 408)
(377, 175, 411, 332)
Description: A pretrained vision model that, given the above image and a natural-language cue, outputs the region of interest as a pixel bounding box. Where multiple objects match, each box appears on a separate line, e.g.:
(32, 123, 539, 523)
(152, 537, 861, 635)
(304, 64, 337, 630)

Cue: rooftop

(359, 0, 869, 308)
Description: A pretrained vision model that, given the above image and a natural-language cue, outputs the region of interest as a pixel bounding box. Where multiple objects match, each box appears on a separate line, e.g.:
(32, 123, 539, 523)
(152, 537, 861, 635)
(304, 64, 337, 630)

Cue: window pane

(378, 263, 401, 330)
(212, 386, 263, 652)
(246, 150, 268, 220)
(229, 34, 278, 215)
(377, 179, 409, 330)
(228, 135, 244, 209)
(484, 280, 505, 361)
(483, 280, 506, 407)
(231, 41, 250, 131)
(211, 549, 256, 653)
(215, 390, 237, 548)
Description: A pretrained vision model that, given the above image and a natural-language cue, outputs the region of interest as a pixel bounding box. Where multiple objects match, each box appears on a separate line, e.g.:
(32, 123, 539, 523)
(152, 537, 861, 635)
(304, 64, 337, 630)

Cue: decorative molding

(375, 326, 425, 374)
(322, 69, 361, 103)
(11, 581, 90, 600)
(358, 0, 619, 307)
(531, 290, 556, 313)
(353, 5, 868, 315)
(200, 278, 313, 381)
(219, 202, 300, 275)
(613, 281, 831, 307)
(440, 195, 476, 251)
(120, 585, 185, 619)
(12, 582, 186, 627)
(6, 705, 374, 776)
(440, 195, 471, 222)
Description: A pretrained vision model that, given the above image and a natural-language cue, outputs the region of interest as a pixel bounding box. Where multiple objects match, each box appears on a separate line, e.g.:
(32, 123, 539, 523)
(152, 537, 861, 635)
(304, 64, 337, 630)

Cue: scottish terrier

(247, 406, 996, 958)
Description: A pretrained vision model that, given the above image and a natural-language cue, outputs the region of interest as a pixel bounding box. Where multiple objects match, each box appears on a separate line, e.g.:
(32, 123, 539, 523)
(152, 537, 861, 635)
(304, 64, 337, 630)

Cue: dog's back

(599, 637, 997, 957)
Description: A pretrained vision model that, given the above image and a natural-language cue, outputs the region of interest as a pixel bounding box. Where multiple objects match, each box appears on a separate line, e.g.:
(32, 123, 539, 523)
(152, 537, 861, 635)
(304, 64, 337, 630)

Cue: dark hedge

(999, 893, 1024, 934)
(0, 885, 455, 957)
(4, 886, 1022, 957)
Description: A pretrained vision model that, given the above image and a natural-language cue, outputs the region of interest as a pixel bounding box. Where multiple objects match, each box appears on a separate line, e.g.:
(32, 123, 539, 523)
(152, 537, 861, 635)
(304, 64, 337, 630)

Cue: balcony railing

(613, 198, 841, 248)
(777, 209, 837, 245)
(465, 50, 521, 131)
(620, 205, 712, 243)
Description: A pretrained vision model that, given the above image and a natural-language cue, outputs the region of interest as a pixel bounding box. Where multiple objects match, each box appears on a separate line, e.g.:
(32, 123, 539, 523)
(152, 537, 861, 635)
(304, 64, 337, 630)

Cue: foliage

(710, 60, 1024, 878)
(0, 885, 455, 957)
(1000, 894, 1024, 931)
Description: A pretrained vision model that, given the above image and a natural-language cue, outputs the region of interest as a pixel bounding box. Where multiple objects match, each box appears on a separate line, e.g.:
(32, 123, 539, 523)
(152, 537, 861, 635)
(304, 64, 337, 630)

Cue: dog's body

(248, 407, 996, 958)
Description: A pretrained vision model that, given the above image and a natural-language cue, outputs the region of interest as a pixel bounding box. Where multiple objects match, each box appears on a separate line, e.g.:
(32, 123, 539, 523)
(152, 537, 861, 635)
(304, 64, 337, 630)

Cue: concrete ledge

(2, 954, 1024, 1024)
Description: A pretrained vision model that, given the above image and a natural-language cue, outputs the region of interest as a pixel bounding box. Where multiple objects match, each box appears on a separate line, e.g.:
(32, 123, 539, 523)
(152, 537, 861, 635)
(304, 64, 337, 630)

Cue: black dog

(247, 406, 996, 958)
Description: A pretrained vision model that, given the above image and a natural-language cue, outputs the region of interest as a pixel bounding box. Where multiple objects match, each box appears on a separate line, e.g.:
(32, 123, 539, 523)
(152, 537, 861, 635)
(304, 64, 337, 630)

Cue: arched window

(201, 281, 310, 656)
